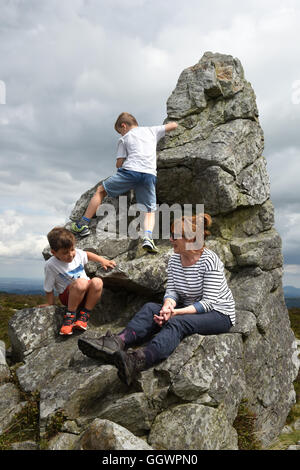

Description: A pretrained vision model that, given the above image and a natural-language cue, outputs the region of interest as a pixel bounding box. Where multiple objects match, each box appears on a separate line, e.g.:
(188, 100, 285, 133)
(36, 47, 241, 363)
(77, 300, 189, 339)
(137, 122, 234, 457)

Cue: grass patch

(267, 430, 300, 450)
(288, 307, 300, 339)
(0, 391, 40, 450)
(233, 399, 262, 450)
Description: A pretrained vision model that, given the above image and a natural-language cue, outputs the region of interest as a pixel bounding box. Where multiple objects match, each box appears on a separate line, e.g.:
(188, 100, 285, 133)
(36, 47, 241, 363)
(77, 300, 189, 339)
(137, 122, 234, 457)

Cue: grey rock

(148, 403, 238, 450)
(78, 418, 153, 450)
(0, 383, 27, 434)
(0, 364, 10, 384)
(166, 52, 246, 119)
(281, 425, 294, 434)
(0, 340, 6, 365)
(10, 440, 39, 450)
(39, 363, 120, 434)
(230, 229, 282, 270)
(171, 334, 246, 422)
(229, 310, 257, 337)
(8, 305, 65, 362)
(0, 340, 10, 384)
(294, 419, 300, 431)
(48, 432, 79, 450)
(61, 420, 81, 435)
(98, 392, 157, 436)
(287, 444, 300, 450)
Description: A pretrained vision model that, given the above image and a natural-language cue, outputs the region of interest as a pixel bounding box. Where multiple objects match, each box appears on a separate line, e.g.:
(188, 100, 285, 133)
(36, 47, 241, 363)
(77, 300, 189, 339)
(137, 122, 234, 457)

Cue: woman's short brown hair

(171, 213, 212, 250)
(47, 227, 75, 252)
(114, 112, 138, 132)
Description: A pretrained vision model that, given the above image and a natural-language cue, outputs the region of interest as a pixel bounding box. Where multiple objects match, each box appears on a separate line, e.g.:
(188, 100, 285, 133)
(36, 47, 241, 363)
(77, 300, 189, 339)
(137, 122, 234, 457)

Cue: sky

(0, 0, 300, 287)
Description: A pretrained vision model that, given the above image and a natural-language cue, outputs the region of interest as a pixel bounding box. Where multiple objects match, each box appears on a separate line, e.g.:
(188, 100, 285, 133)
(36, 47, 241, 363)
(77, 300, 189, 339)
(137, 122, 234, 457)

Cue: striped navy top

(163, 248, 236, 326)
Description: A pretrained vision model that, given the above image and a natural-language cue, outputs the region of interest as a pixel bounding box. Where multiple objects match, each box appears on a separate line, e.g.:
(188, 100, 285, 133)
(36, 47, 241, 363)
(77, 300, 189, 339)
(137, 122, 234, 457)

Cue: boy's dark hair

(114, 112, 138, 132)
(47, 227, 75, 252)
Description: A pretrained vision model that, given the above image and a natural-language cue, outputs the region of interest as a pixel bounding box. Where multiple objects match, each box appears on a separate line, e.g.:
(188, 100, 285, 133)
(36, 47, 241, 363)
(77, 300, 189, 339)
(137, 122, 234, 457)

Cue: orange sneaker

(60, 314, 75, 335)
(73, 310, 90, 331)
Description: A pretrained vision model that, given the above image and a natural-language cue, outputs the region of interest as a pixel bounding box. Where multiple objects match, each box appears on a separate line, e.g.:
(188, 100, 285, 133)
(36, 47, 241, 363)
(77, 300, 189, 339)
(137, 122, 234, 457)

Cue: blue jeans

(124, 302, 232, 366)
(103, 168, 157, 212)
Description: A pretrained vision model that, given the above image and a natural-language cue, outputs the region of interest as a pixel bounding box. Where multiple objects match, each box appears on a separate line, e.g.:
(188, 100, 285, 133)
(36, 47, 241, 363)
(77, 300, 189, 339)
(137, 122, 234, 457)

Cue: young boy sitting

(42, 226, 116, 336)
(71, 112, 178, 253)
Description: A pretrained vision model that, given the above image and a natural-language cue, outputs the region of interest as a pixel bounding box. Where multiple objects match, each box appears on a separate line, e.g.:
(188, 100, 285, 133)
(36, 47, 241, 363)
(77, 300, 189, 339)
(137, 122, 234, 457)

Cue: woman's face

(170, 224, 189, 253)
(170, 221, 203, 254)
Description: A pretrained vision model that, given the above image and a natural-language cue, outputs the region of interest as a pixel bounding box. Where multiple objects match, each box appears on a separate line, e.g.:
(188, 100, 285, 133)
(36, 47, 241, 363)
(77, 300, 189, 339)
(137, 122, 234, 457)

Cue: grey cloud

(1, 0, 300, 284)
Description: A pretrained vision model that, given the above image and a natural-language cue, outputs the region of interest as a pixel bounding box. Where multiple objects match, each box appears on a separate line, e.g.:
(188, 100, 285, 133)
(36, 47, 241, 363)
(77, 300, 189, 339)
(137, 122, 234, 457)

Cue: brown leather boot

(113, 349, 146, 386)
(78, 330, 125, 364)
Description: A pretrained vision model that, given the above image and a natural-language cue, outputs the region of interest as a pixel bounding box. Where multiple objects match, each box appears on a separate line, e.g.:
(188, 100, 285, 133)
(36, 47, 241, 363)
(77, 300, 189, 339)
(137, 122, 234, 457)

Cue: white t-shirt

(44, 248, 90, 294)
(116, 125, 165, 176)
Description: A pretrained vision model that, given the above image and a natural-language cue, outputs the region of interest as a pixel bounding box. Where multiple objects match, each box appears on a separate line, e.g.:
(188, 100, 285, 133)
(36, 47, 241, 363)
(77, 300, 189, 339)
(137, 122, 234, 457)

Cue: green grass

(289, 307, 300, 339)
(0, 369, 40, 451)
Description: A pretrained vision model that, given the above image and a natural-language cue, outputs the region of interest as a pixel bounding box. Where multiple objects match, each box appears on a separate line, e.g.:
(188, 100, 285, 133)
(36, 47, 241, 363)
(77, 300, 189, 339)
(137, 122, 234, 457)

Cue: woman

(78, 214, 235, 386)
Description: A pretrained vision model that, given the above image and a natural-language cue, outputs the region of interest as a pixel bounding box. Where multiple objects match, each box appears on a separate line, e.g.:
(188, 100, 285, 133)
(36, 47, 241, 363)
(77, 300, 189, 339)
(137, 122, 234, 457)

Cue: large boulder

(5, 52, 300, 450)
(78, 418, 153, 450)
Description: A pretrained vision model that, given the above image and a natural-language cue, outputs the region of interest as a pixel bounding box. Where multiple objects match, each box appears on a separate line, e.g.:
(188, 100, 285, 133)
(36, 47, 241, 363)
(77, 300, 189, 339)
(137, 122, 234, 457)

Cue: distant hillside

(0, 277, 44, 295)
(285, 298, 300, 308)
(284, 285, 300, 298)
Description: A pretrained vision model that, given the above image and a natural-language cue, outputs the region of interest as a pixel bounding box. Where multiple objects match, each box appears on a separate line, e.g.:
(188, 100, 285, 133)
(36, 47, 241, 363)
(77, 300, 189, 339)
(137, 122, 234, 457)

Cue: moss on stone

(233, 399, 262, 450)
(44, 409, 68, 440)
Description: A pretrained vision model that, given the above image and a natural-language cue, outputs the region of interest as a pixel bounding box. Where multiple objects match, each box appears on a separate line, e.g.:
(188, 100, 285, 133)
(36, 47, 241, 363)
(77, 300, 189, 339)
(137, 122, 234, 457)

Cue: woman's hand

(154, 302, 175, 326)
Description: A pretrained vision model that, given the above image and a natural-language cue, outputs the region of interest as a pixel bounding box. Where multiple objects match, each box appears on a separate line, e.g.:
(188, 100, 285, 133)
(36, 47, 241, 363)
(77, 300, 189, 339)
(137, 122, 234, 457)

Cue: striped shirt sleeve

(193, 269, 225, 313)
(163, 258, 179, 304)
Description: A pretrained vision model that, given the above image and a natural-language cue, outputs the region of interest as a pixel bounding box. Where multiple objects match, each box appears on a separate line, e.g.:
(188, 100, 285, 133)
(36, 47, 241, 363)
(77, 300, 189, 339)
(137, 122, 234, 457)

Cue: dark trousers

(124, 302, 232, 366)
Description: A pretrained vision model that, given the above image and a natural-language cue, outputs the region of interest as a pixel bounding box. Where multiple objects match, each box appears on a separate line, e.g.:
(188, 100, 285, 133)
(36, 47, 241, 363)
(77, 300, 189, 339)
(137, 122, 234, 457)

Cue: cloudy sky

(0, 0, 300, 287)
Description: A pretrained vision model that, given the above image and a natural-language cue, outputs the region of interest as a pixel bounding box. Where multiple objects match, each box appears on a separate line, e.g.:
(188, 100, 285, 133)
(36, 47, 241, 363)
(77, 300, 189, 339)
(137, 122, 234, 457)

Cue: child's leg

(71, 185, 107, 237)
(81, 277, 103, 310)
(142, 210, 158, 253)
(84, 185, 107, 219)
(74, 278, 103, 331)
(135, 174, 158, 253)
(59, 278, 90, 335)
(67, 278, 90, 311)
(143, 211, 155, 234)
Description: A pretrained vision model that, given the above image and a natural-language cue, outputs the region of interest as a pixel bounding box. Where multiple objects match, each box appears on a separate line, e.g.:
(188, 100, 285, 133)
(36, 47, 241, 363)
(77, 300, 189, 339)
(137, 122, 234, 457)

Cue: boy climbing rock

(71, 112, 178, 253)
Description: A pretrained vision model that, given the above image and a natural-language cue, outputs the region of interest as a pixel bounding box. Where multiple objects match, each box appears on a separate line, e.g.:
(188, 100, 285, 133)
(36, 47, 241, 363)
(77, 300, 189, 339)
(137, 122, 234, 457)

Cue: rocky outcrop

(4, 52, 300, 450)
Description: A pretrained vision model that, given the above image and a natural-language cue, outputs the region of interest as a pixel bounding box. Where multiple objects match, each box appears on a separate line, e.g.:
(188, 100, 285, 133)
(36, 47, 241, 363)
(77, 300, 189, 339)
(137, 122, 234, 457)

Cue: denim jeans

(124, 302, 232, 366)
(103, 168, 157, 212)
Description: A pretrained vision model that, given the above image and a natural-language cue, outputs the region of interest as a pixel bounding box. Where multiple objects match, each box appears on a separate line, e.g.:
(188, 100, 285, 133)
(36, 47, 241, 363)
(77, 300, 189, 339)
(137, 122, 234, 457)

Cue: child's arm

(165, 122, 178, 133)
(39, 291, 55, 307)
(116, 158, 126, 168)
(86, 251, 116, 271)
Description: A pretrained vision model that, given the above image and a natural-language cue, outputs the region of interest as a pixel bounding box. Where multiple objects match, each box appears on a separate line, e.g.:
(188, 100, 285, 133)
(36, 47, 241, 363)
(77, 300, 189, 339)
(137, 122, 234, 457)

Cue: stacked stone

(5, 53, 300, 450)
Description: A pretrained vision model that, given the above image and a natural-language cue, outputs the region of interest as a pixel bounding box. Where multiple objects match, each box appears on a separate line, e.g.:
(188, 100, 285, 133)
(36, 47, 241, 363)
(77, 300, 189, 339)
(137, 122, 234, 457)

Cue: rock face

(5, 52, 300, 450)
